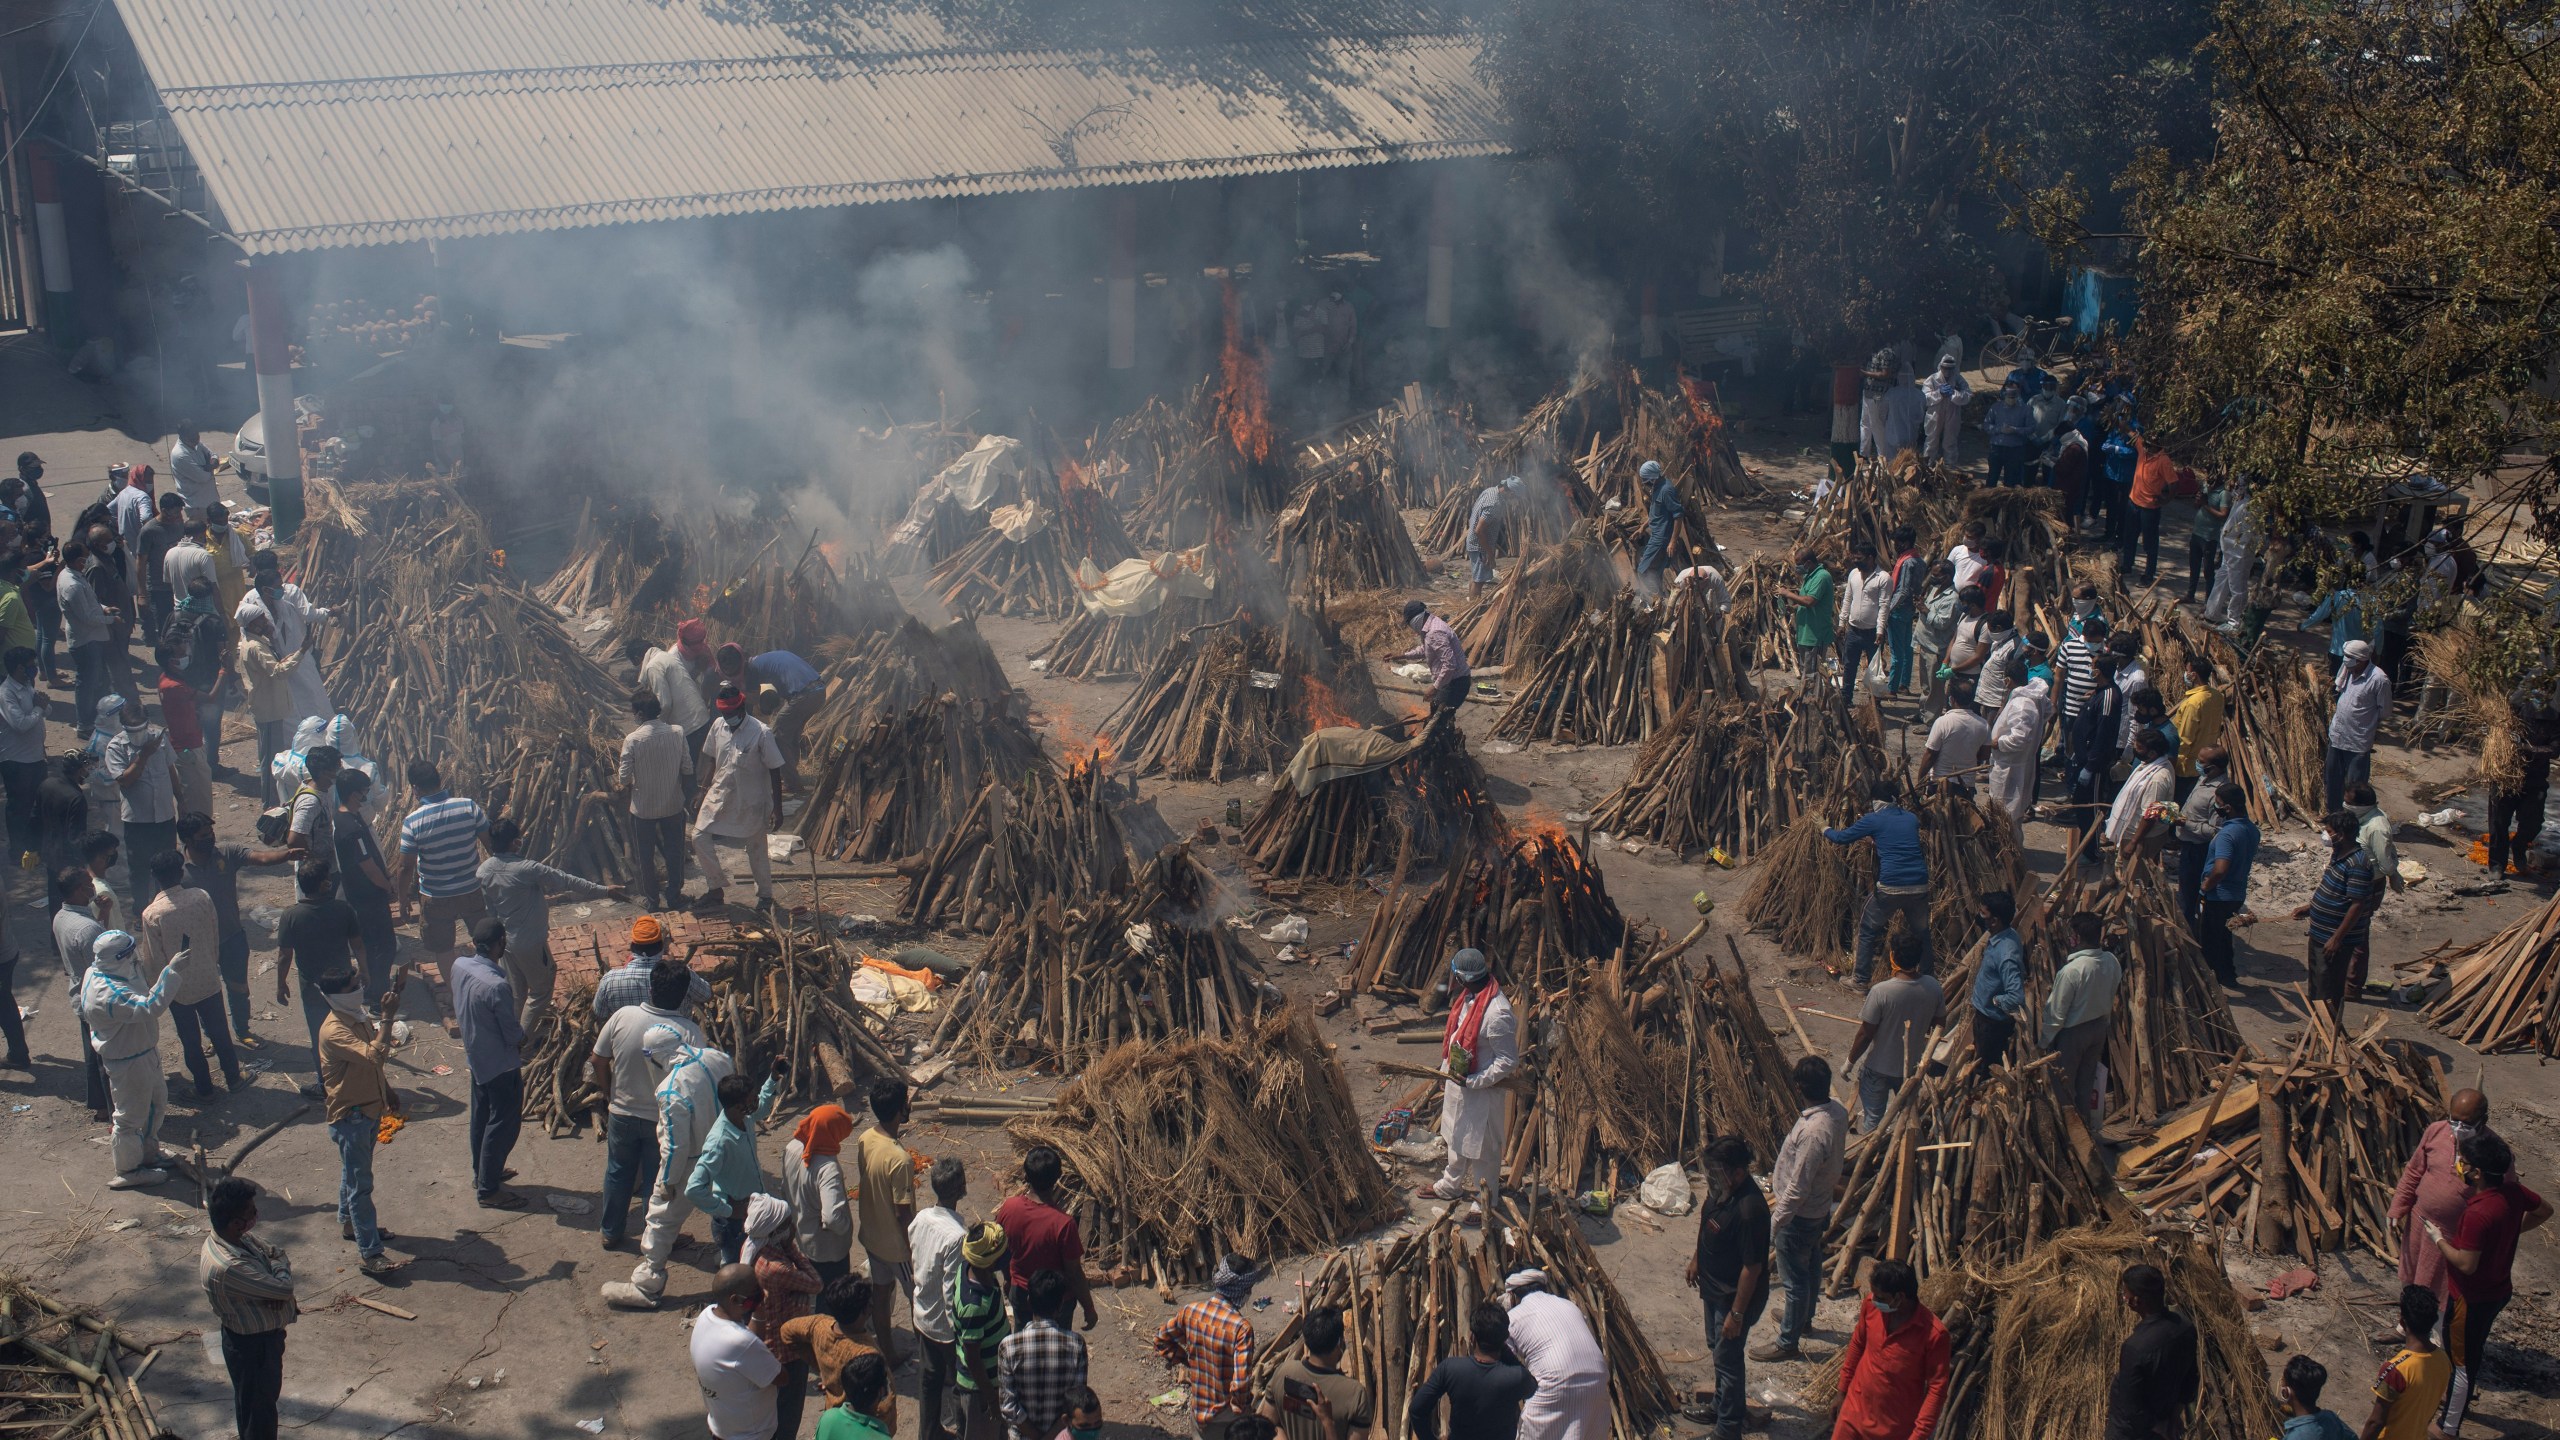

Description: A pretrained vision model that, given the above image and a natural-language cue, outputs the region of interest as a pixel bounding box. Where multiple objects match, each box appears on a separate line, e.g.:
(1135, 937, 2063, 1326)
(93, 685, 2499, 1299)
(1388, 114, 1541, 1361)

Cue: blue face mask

(1071, 1428, 1103, 1440)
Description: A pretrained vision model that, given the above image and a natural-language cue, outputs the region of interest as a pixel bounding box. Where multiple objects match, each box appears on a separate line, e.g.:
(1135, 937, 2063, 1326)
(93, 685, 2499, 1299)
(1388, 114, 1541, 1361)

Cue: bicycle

(1980, 315, 2080, 375)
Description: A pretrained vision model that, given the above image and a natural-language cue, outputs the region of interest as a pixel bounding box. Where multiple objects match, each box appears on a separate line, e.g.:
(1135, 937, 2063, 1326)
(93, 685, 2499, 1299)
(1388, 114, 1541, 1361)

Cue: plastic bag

(1638, 1163, 1695, 1215)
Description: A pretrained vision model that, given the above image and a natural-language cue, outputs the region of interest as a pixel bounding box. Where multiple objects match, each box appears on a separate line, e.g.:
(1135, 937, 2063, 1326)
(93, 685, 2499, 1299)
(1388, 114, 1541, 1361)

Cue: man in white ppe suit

(1418, 947, 1517, 1223)
(81, 928, 181, 1188)
(601, 1022, 736, 1309)
(1504, 1269, 1610, 1440)
(1920, 356, 1972, 465)
(1986, 665, 2052, 840)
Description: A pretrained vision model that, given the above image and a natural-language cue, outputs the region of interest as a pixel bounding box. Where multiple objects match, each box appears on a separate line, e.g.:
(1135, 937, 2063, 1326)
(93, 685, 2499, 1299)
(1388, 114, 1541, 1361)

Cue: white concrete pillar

(242, 258, 303, 534)
(1425, 171, 1454, 331)
(1107, 191, 1136, 371)
(31, 150, 73, 340)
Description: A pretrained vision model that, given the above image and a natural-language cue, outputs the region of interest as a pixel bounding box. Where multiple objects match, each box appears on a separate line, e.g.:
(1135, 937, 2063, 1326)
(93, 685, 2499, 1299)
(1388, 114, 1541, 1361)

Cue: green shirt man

(1793, 558, 1838, 649)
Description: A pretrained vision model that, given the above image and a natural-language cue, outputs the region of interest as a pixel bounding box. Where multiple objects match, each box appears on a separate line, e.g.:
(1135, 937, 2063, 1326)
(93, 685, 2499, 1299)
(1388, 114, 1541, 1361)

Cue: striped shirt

(2308, 848, 2381, 948)
(591, 953, 713, 1020)
(397, 792, 488, 897)
(2054, 637, 2102, 719)
(200, 1233, 298, 1334)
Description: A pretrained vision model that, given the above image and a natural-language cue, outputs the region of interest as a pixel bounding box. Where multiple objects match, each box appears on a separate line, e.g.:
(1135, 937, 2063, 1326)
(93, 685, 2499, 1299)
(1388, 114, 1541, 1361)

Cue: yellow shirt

(853, 1126, 914, 1262)
(2372, 1344, 2451, 1440)
(2170, 683, 2226, 779)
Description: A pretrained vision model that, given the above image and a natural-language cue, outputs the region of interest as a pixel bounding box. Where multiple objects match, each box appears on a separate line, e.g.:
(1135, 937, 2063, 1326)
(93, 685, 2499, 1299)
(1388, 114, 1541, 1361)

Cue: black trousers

(221, 1327, 286, 1440)
(631, 812, 689, 910)
(2197, 898, 2242, 985)
(2488, 785, 2548, 873)
(1428, 674, 1470, 716)
(0, 758, 42, 863)
(0, 955, 28, 1063)
(469, 1069, 524, 1197)
(1970, 1005, 2016, 1069)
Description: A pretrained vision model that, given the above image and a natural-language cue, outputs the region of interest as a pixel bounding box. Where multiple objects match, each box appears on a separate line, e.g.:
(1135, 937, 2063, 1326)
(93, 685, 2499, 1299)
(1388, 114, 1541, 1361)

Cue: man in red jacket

(1830, 1260, 1951, 1439)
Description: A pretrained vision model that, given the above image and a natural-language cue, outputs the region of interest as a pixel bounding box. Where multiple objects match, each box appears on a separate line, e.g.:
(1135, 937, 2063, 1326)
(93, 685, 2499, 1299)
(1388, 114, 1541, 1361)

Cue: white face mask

(323, 990, 368, 1021)
(2073, 599, 2097, 617)
(2448, 1118, 2480, 1141)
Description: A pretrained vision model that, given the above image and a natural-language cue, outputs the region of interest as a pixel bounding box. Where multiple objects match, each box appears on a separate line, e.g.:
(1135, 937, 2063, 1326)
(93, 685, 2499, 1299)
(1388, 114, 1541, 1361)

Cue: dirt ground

(4, 380, 2560, 1440)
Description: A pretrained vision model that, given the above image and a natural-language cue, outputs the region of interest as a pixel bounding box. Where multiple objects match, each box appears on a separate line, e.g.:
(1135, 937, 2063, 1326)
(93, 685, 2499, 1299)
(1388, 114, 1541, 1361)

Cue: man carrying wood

(1754, 1056, 1846, 1364)
(692, 683, 786, 911)
(1418, 947, 1516, 1224)
(2040, 912, 2121, 1125)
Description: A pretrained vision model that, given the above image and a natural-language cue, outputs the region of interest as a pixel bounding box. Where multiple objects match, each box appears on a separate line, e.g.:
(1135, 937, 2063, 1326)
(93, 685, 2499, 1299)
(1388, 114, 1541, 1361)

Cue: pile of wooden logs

(897, 754, 1137, 931)
(1488, 590, 1682, 747)
(317, 513, 636, 879)
(1591, 694, 1873, 861)
(537, 502, 892, 661)
(1241, 714, 1509, 883)
(1294, 386, 1480, 509)
(1271, 468, 1428, 603)
(2420, 889, 2560, 1055)
(1447, 522, 1625, 669)
(2120, 1007, 2443, 1263)
(794, 693, 1047, 863)
(935, 847, 1266, 1071)
(520, 915, 904, 1132)
(927, 476, 1137, 619)
(1004, 1005, 1395, 1292)
(797, 617, 1019, 764)
(1351, 830, 1628, 998)
(1102, 609, 1386, 781)
(2224, 648, 2333, 826)
(1129, 374, 1293, 547)
(1254, 1201, 1676, 1440)
(1823, 1058, 2123, 1291)
(0, 1276, 166, 1439)
(1034, 596, 1208, 681)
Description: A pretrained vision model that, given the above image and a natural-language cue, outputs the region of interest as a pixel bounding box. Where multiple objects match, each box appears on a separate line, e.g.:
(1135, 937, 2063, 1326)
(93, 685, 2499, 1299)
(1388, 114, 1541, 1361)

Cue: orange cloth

(858, 954, 942, 989)
(2130, 439, 2177, 509)
(793, 1104, 856, 1159)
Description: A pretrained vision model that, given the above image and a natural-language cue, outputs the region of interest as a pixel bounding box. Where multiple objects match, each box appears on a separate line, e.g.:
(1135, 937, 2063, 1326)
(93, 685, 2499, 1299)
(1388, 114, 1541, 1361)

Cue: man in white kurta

(236, 566, 332, 727)
(1504, 1270, 1611, 1440)
(1986, 674, 2051, 839)
(1424, 947, 1517, 1221)
(690, 687, 784, 909)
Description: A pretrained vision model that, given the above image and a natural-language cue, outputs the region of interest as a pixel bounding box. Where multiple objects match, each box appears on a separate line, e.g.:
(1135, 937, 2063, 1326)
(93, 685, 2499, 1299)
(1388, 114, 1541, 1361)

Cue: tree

(1481, 0, 2212, 357)
(2099, 0, 2560, 531)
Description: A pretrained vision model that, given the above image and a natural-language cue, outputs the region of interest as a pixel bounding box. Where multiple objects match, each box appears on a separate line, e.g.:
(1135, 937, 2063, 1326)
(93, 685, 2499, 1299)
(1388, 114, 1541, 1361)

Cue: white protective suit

(2204, 492, 2258, 624)
(1986, 676, 2051, 839)
(622, 1025, 737, 1299)
(1431, 982, 1518, 1208)
(1508, 1288, 1612, 1440)
(80, 930, 178, 1178)
(1920, 363, 1973, 464)
(1859, 371, 1924, 460)
(235, 585, 333, 727)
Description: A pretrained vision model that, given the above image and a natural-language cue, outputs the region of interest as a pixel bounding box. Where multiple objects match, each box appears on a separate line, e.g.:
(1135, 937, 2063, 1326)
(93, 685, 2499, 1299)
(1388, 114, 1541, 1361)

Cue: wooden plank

(2119, 1081, 2261, 1169)
(351, 1296, 415, 1321)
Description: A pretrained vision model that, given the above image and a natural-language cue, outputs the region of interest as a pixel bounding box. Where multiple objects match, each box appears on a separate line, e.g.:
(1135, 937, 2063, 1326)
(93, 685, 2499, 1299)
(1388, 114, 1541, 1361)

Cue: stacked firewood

(1447, 522, 1624, 669)
(1271, 467, 1428, 603)
(2224, 648, 2333, 826)
(927, 475, 1137, 619)
(1590, 694, 1872, 861)
(1350, 830, 1628, 998)
(797, 617, 1019, 763)
(1293, 386, 1480, 509)
(1005, 1005, 1396, 1292)
(1488, 591, 1674, 747)
(795, 694, 1047, 863)
(897, 753, 1136, 931)
(538, 502, 893, 661)
(520, 915, 903, 1132)
(1240, 714, 1509, 883)
(1254, 1202, 1676, 1440)
(317, 513, 635, 879)
(0, 1276, 168, 1439)
(1128, 375, 1293, 546)
(1417, 464, 1596, 559)
(1102, 609, 1386, 781)
(934, 847, 1266, 1071)
(1823, 1058, 2125, 1291)
(2121, 1008, 2443, 1263)
(2419, 889, 2560, 1055)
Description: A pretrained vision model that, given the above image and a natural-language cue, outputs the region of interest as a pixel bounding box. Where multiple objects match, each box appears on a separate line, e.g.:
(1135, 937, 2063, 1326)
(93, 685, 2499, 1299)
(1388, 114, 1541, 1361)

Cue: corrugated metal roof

(109, 0, 1508, 254)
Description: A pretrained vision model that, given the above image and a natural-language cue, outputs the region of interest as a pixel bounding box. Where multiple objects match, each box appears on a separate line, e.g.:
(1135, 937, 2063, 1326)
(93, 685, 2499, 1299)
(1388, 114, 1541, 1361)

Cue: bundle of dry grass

(1256, 1202, 1676, 1440)
(1241, 714, 1508, 883)
(1102, 608, 1386, 781)
(2421, 888, 2560, 1055)
(1823, 1059, 2124, 1291)
(1272, 467, 1428, 603)
(2416, 623, 2526, 787)
(2121, 1007, 2443, 1263)
(1350, 829, 1628, 998)
(927, 475, 1138, 619)
(898, 752, 1137, 931)
(1005, 1005, 1394, 1291)
(935, 847, 1266, 1072)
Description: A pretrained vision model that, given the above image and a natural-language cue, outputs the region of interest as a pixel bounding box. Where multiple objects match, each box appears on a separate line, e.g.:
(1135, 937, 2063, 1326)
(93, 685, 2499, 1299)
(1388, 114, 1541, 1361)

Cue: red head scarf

(793, 1104, 856, 1158)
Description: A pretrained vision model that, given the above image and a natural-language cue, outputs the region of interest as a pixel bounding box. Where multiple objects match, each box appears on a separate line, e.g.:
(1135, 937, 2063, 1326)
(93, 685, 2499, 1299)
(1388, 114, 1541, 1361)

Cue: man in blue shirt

(1463, 477, 1522, 602)
(2196, 782, 2259, 987)
(451, 917, 527, 1210)
(717, 644, 827, 767)
(1637, 461, 1682, 596)
(1967, 890, 2026, 1071)
(1824, 781, 1930, 986)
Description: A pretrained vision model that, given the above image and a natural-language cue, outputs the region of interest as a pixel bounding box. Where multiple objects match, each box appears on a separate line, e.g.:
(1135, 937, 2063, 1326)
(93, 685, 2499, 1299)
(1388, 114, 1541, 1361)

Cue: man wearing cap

(1154, 1256, 1258, 1438)
(451, 917, 528, 1209)
(1396, 601, 1470, 718)
(1421, 948, 1517, 1222)
(1465, 476, 1523, 601)
(1920, 357, 1971, 466)
(692, 683, 785, 911)
(80, 927, 182, 1188)
(639, 621, 717, 757)
(1637, 461, 1683, 597)
(2326, 639, 2391, 813)
(1504, 1270, 1609, 1440)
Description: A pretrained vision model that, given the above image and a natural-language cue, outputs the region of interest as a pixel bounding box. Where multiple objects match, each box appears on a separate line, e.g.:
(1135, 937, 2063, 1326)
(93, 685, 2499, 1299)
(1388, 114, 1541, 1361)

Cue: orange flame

(690, 581, 714, 615)
(1064, 730, 1118, 775)
(1299, 675, 1357, 730)
(1215, 282, 1273, 464)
